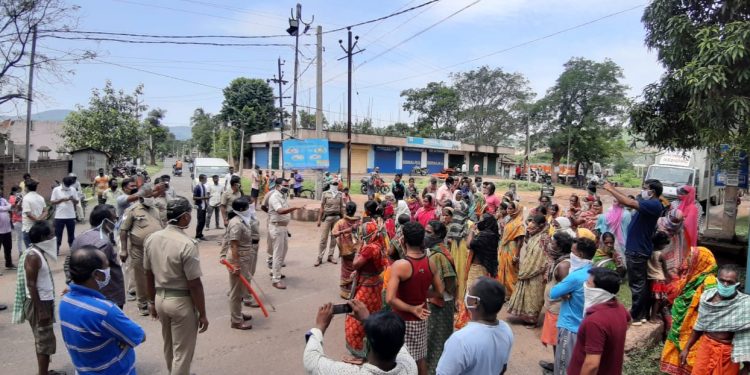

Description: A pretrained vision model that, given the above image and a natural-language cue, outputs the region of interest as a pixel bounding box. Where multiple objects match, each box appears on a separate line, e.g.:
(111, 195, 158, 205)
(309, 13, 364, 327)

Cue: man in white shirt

(224, 166, 239, 191)
(250, 166, 261, 207)
(303, 300, 417, 374)
(21, 180, 47, 249)
(436, 277, 513, 375)
(50, 176, 79, 255)
(206, 175, 223, 229)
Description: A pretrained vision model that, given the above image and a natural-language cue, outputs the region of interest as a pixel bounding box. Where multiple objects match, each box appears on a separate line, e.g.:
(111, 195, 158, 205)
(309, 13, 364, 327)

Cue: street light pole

(287, 3, 313, 138)
(269, 58, 289, 178)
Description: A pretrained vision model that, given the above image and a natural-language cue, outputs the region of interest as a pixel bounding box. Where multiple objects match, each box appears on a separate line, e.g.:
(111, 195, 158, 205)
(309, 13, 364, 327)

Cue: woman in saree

(444, 204, 472, 312)
(660, 246, 717, 375)
(550, 216, 576, 238)
(539, 231, 574, 371)
(574, 199, 602, 232)
(344, 202, 388, 362)
(565, 194, 582, 229)
(332, 202, 361, 299)
(676, 185, 699, 248)
(659, 208, 686, 276)
(506, 214, 551, 326)
(498, 201, 525, 298)
(592, 232, 626, 276)
(455, 213, 499, 329)
(415, 194, 438, 228)
(424, 221, 457, 375)
(468, 190, 486, 222)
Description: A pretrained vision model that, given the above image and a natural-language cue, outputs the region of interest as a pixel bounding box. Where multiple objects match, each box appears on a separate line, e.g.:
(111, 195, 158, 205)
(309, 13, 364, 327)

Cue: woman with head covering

(445, 202, 472, 309)
(344, 205, 388, 363)
(506, 214, 551, 326)
(415, 194, 438, 228)
(566, 194, 582, 224)
(574, 199, 603, 231)
(497, 201, 525, 298)
(468, 189, 486, 222)
(424, 221, 457, 375)
(592, 232, 626, 275)
(660, 247, 717, 375)
(659, 208, 686, 276)
(551, 216, 576, 238)
(676, 185, 699, 248)
(454, 213, 499, 329)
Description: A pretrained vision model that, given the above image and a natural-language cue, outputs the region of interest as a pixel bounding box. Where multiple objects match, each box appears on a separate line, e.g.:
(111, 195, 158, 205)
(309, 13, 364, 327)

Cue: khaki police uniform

(154, 196, 168, 225)
(262, 190, 277, 263)
(318, 190, 344, 261)
(144, 225, 202, 375)
(268, 190, 290, 283)
(220, 189, 242, 222)
(120, 202, 163, 310)
(223, 215, 260, 324)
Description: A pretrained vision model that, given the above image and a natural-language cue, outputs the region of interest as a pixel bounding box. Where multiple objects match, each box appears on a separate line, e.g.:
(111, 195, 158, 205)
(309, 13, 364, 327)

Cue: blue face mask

(717, 282, 739, 298)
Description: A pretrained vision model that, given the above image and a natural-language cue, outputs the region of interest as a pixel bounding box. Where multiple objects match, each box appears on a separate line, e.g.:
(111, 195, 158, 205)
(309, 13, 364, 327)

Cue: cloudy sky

(12, 0, 663, 131)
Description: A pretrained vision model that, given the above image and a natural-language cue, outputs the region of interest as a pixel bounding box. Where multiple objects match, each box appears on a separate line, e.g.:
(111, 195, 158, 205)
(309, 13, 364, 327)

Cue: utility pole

(315, 25, 324, 198)
(212, 127, 216, 157)
(525, 116, 531, 184)
(287, 3, 313, 137)
(227, 125, 233, 168)
(238, 128, 245, 174)
(24, 25, 37, 173)
(268, 58, 290, 178)
(565, 123, 573, 185)
(339, 27, 365, 190)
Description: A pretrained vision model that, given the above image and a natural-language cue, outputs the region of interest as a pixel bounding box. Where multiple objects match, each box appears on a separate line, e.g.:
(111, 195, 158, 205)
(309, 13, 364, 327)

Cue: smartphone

(332, 303, 353, 315)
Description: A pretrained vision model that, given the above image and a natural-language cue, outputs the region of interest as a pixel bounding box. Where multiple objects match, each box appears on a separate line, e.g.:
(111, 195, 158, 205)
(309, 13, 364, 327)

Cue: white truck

(644, 149, 723, 209)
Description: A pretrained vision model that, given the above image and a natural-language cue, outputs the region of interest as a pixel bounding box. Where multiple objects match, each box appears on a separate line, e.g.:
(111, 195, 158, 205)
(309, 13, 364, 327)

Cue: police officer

(119, 184, 164, 316)
(145, 197, 207, 375)
(269, 178, 301, 289)
(315, 179, 343, 267)
(222, 197, 260, 329)
(221, 176, 243, 227)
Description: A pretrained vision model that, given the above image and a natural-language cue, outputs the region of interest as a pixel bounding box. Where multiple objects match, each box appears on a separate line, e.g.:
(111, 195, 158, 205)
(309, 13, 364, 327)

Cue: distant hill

(169, 126, 191, 141)
(1, 109, 72, 121)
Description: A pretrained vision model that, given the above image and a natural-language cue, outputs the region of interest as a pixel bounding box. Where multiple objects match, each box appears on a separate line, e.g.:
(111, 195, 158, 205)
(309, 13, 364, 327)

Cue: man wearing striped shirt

(59, 246, 145, 375)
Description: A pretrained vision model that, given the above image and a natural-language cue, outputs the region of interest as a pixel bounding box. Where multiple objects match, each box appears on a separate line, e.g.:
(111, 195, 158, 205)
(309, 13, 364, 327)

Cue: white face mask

(569, 253, 592, 272)
(169, 212, 190, 229)
(640, 190, 652, 200)
(96, 268, 111, 289)
(330, 185, 338, 192)
(97, 218, 116, 241)
(583, 283, 615, 312)
(35, 238, 58, 262)
(464, 293, 480, 310)
(236, 207, 255, 223)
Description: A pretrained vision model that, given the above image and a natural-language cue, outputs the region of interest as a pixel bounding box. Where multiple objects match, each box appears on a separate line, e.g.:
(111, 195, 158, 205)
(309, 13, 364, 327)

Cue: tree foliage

(630, 0, 750, 153)
(535, 58, 629, 172)
(401, 82, 459, 139)
(62, 81, 145, 163)
(1, 0, 94, 107)
(298, 110, 328, 129)
(219, 77, 275, 136)
(143, 108, 169, 165)
(453, 66, 534, 146)
(190, 108, 220, 155)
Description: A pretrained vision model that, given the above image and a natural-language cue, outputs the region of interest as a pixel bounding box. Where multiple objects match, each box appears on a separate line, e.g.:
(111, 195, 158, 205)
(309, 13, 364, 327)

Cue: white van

(192, 158, 230, 189)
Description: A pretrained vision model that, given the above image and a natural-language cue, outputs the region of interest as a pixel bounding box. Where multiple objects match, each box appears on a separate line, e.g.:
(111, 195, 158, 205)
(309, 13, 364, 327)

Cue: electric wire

(44, 35, 293, 47)
(324, 0, 440, 34)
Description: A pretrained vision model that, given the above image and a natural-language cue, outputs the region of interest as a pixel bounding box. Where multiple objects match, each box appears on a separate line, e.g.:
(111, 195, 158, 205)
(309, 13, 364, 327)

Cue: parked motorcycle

(359, 176, 390, 195)
(409, 166, 428, 176)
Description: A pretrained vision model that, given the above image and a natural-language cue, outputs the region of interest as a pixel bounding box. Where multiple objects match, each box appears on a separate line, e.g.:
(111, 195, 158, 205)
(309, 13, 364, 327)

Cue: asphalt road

(0, 161, 552, 375)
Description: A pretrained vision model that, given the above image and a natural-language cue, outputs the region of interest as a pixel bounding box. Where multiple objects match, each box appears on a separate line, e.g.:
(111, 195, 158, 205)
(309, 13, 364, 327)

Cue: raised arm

(602, 181, 639, 210)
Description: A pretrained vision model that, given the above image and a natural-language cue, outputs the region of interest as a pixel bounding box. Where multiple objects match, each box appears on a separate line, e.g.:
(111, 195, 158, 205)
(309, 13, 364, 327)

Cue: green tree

(452, 66, 534, 146)
(401, 82, 459, 139)
(62, 81, 145, 163)
(298, 110, 328, 129)
(190, 108, 220, 155)
(631, 0, 750, 236)
(220, 77, 275, 134)
(143, 108, 169, 166)
(536, 58, 629, 180)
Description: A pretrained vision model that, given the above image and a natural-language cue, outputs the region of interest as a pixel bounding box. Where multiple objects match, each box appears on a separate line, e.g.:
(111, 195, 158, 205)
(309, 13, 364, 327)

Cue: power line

(360, 4, 646, 89)
(324, 0, 441, 34)
(110, 0, 267, 25)
(44, 35, 293, 47)
(47, 29, 291, 39)
(357, 1, 480, 70)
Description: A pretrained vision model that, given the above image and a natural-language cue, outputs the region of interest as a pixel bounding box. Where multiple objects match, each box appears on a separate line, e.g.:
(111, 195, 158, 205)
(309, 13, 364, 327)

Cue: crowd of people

(3, 163, 750, 375)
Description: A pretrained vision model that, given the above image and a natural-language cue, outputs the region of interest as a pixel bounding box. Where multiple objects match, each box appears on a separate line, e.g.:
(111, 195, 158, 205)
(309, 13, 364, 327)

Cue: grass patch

(624, 342, 662, 375)
(610, 169, 643, 188)
(145, 162, 164, 177)
(617, 279, 632, 309)
(736, 214, 749, 238)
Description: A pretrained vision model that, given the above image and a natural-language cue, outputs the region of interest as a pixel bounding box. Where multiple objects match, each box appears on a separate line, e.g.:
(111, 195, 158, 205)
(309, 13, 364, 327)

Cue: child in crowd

(646, 231, 672, 330)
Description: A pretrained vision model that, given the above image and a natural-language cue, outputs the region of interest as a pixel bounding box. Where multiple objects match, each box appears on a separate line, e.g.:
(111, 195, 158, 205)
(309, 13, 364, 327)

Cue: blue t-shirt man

(625, 198, 663, 257)
(60, 284, 145, 375)
(550, 263, 593, 334)
(436, 320, 514, 375)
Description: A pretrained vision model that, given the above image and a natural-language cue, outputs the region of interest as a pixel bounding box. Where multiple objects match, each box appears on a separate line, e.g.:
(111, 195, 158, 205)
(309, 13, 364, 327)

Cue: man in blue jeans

(603, 179, 663, 324)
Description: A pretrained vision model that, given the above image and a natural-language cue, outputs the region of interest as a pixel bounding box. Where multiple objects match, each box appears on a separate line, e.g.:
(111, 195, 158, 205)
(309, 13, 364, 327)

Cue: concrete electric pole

(338, 27, 365, 190)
